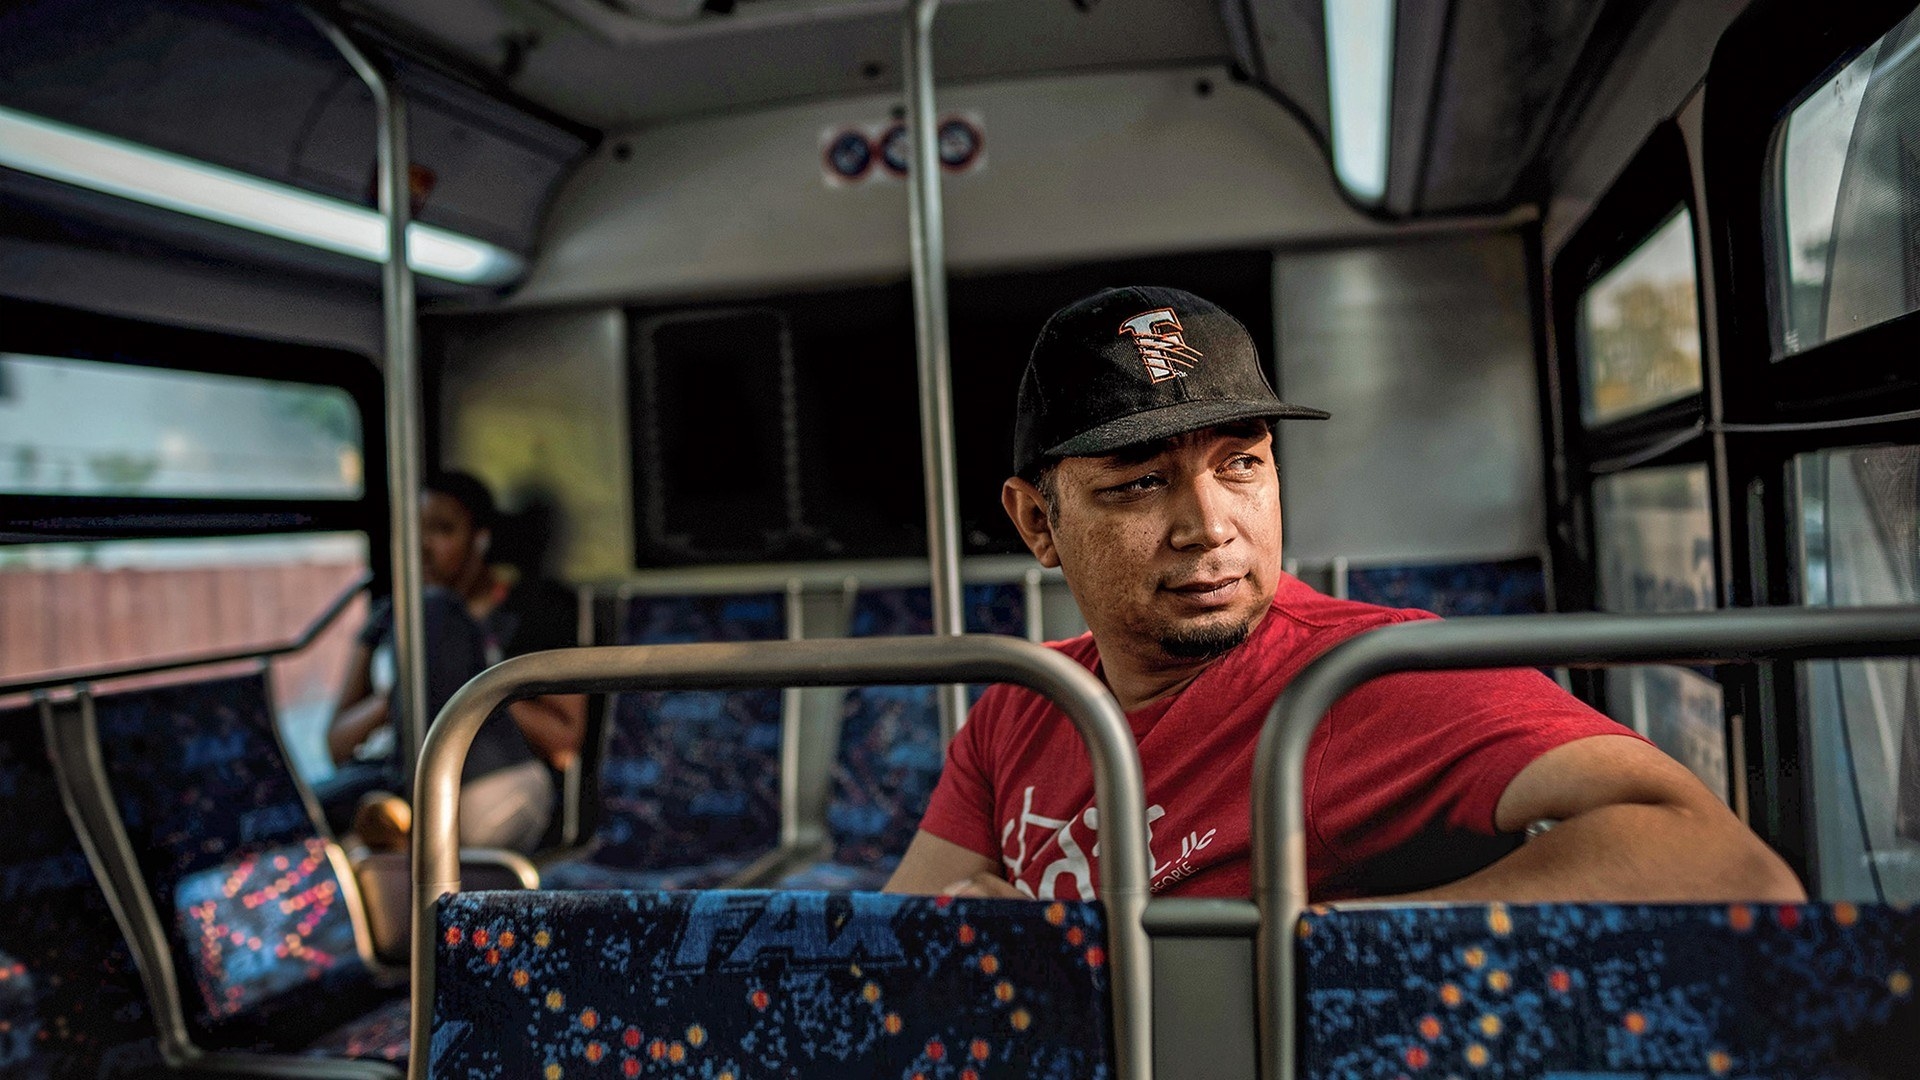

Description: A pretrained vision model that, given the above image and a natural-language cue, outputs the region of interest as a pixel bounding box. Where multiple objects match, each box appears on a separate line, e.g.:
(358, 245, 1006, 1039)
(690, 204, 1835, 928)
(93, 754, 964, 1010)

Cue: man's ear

(1002, 477, 1060, 568)
(475, 528, 492, 557)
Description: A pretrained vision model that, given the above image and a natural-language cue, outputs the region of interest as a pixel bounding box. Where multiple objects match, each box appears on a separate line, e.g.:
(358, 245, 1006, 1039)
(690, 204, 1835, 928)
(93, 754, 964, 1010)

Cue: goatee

(1158, 617, 1254, 660)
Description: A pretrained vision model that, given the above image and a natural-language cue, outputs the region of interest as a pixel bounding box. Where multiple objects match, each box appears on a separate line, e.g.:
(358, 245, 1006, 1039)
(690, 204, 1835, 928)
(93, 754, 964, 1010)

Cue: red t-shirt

(916, 574, 1643, 900)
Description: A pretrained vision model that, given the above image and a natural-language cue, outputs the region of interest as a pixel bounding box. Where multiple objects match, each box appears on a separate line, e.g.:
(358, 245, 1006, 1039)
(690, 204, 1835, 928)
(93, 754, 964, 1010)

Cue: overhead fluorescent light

(1325, 0, 1394, 203)
(0, 104, 524, 287)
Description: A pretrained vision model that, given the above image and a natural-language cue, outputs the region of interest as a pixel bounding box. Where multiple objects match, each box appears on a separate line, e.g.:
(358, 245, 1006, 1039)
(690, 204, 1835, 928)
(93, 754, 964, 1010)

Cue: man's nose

(1168, 475, 1236, 551)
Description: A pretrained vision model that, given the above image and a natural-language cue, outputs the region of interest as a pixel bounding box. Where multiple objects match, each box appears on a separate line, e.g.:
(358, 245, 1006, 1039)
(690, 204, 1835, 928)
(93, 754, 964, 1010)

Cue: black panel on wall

(628, 248, 1275, 568)
(787, 284, 925, 561)
(632, 309, 800, 564)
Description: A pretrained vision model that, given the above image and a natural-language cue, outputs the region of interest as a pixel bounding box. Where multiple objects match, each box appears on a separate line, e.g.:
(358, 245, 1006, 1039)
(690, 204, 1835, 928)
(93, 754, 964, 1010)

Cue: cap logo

(1118, 307, 1203, 383)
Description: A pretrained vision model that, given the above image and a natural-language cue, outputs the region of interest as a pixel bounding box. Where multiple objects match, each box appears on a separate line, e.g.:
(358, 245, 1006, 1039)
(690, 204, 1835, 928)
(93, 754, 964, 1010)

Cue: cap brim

(1042, 397, 1329, 461)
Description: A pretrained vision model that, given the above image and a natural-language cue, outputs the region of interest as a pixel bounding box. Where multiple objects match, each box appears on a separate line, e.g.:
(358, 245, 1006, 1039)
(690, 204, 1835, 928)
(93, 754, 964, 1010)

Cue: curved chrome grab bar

(1252, 604, 1920, 1080)
(409, 634, 1153, 1080)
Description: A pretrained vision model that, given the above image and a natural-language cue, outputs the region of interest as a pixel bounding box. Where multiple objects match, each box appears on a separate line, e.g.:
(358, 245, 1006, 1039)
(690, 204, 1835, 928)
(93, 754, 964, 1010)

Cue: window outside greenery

(1577, 209, 1703, 426)
(0, 352, 362, 499)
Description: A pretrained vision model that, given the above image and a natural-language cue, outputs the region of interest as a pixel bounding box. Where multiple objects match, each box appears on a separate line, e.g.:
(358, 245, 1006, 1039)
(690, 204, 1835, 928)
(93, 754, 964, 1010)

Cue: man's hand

(941, 871, 1026, 899)
(886, 830, 1022, 897)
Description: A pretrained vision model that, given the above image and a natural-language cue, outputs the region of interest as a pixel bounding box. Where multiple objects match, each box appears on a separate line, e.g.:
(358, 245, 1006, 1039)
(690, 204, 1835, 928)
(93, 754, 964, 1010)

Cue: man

(322, 470, 585, 852)
(885, 285, 1804, 903)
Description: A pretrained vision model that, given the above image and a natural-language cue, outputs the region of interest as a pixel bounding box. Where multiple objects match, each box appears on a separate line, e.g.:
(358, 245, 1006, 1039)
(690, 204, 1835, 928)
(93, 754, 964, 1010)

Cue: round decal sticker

(824, 129, 874, 181)
(937, 115, 983, 171)
(879, 122, 911, 177)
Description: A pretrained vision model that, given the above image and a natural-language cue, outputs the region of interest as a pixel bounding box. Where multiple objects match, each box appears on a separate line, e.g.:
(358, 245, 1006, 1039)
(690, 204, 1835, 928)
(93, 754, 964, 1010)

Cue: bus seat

(1299, 901, 1919, 1077)
(544, 592, 787, 891)
(1342, 556, 1548, 617)
(431, 889, 1115, 1079)
(0, 702, 168, 1079)
(778, 583, 1026, 891)
(83, 673, 410, 1065)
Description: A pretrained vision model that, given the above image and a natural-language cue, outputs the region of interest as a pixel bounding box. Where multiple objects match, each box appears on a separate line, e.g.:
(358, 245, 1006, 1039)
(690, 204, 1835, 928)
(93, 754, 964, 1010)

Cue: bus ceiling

(338, 0, 1654, 217)
(0, 0, 1674, 290)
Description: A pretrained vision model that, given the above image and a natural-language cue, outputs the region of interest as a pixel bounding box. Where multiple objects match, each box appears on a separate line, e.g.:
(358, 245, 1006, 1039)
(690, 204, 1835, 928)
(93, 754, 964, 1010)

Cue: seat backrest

(88, 672, 389, 1053)
(1300, 901, 1919, 1078)
(826, 583, 1027, 867)
(0, 702, 165, 1078)
(1343, 556, 1547, 617)
(431, 888, 1114, 1079)
(592, 592, 787, 869)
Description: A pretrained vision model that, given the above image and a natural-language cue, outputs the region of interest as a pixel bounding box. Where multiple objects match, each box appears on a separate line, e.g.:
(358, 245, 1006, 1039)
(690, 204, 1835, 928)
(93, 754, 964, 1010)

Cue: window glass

(1592, 464, 1727, 801)
(1795, 444, 1920, 902)
(1577, 208, 1703, 426)
(1774, 6, 1920, 357)
(0, 533, 369, 783)
(0, 353, 363, 499)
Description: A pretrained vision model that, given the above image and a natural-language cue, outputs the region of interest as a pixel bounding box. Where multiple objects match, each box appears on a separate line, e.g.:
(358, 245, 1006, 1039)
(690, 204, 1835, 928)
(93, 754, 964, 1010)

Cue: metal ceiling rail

(408, 634, 1154, 1080)
(904, 0, 970, 746)
(1251, 604, 1920, 1080)
(0, 573, 372, 699)
(308, 9, 431, 787)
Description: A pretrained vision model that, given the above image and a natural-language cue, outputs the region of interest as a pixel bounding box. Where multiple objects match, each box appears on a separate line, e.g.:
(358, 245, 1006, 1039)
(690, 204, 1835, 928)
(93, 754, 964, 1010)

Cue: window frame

(1700, 0, 1920, 885)
(1554, 123, 1709, 466)
(1550, 121, 1714, 608)
(0, 296, 389, 563)
(1705, 0, 1920, 425)
(1547, 121, 1733, 794)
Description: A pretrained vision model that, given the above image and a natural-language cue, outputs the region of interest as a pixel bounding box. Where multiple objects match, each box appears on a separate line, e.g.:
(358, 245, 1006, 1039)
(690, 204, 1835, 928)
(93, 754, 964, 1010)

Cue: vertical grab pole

(904, 0, 969, 744)
(310, 14, 430, 786)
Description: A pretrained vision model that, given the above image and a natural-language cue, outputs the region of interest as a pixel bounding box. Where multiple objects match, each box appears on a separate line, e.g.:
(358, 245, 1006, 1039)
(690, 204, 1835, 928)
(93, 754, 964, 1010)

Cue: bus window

(0, 353, 362, 500)
(1795, 445, 1920, 902)
(1774, 4, 1920, 357)
(1576, 207, 1703, 427)
(1592, 464, 1728, 802)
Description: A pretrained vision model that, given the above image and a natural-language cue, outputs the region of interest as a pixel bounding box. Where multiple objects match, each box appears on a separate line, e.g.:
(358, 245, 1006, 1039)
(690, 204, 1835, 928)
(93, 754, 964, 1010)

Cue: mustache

(1157, 562, 1246, 588)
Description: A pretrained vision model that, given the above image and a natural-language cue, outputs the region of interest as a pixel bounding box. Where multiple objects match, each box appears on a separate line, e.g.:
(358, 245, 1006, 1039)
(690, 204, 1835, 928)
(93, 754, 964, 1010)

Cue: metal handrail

(1251, 604, 1920, 1080)
(903, 0, 969, 746)
(0, 572, 372, 698)
(408, 634, 1154, 1080)
(308, 10, 431, 792)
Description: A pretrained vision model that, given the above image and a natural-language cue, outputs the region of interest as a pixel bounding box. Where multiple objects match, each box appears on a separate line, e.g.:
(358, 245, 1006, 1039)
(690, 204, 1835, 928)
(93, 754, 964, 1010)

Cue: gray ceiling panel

(0, 0, 590, 256)
(346, 0, 1232, 128)
(1415, 0, 1608, 213)
(0, 2, 349, 186)
(1383, 0, 1451, 215)
(1234, 0, 1329, 137)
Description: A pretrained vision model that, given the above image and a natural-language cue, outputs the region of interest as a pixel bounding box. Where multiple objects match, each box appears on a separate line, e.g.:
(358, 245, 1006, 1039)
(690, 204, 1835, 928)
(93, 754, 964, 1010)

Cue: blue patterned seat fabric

(779, 584, 1027, 891)
(90, 674, 408, 1064)
(546, 593, 787, 892)
(433, 889, 1113, 1080)
(1343, 556, 1548, 617)
(0, 704, 169, 1080)
(1301, 901, 1919, 1079)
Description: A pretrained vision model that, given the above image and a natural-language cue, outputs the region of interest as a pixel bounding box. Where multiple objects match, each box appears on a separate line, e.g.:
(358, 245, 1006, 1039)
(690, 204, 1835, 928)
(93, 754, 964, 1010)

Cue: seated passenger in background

(886, 286, 1805, 904)
(319, 469, 585, 853)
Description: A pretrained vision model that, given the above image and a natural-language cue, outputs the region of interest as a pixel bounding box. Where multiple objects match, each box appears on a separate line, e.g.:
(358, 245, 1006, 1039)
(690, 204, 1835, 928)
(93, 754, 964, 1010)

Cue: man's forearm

(1391, 802, 1806, 904)
(328, 695, 390, 766)
(507, 695, 584, 770)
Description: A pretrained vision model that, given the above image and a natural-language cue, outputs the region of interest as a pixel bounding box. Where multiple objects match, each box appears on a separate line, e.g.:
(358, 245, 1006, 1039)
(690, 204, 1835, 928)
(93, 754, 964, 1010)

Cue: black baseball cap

(1013, 285, 1328, 476)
